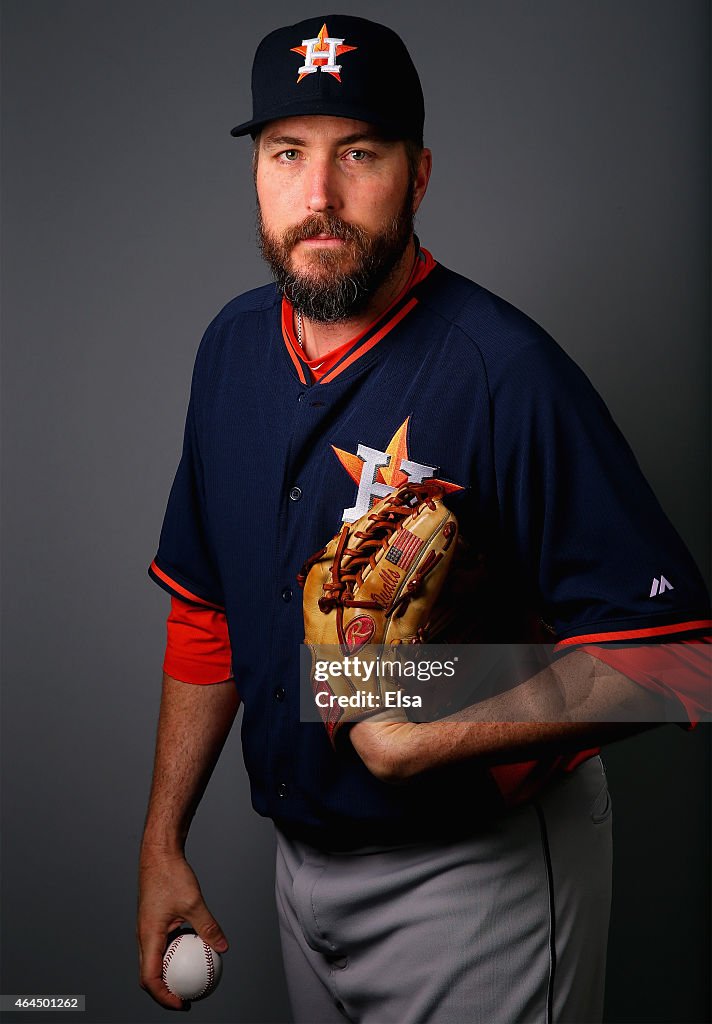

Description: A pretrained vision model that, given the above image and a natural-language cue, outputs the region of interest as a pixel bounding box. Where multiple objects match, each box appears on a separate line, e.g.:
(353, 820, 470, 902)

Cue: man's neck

(297, 238, 417, 361)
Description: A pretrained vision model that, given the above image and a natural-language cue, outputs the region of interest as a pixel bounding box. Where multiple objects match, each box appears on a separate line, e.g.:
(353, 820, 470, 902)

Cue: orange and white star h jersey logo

(291, 23, 357, 83)
(332, 418, 463, 522)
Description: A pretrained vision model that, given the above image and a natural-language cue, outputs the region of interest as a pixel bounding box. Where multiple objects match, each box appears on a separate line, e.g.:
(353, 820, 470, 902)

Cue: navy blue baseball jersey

(149, 250, 711, 838)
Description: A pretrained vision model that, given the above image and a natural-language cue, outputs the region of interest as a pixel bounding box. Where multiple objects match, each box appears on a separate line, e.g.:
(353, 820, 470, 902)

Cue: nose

(305, 157, 341, 214)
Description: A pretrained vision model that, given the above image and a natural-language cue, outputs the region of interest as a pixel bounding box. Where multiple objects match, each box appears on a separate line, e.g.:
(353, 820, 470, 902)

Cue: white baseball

(162, 933, 223, 1001)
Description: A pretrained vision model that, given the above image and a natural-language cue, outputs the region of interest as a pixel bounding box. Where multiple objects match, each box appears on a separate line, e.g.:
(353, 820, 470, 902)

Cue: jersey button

(274, 686, 285, 702)
(277, 782, 288, 798)
(289, 486, 302, 502)
(281, 586, 293, 602)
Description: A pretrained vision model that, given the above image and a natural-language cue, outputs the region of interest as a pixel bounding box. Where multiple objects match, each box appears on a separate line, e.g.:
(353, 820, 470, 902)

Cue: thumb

(190, 906, 229, 954)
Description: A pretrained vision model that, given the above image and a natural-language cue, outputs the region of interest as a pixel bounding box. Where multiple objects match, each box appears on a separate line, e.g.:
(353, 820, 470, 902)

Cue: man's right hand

(137, 851, 229, 1011)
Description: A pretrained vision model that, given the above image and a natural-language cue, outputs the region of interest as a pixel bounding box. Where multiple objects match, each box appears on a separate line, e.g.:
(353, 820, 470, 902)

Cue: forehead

(259, 115, 395, 147)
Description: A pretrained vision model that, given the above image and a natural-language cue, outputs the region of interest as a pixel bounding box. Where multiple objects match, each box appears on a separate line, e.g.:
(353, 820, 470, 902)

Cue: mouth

(298, 234, 347, 247)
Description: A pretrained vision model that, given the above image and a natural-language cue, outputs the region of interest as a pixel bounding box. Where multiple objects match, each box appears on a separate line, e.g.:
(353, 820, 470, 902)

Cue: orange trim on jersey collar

(281, 246, 437, 384)
(553, 618, 712, 651)
(282, 307, 361, 383)
(319, 297, 419, 383)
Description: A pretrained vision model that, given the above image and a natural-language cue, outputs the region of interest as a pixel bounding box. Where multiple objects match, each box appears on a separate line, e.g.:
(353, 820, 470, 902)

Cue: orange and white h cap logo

(291, 23, 357, 83)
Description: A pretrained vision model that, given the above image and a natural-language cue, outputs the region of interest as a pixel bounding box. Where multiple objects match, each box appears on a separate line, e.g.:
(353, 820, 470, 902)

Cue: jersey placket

(268, 381, 344, 818)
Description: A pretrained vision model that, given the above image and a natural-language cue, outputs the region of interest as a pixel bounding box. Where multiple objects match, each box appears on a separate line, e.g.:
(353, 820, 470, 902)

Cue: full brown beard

(257, 184, 415, 323)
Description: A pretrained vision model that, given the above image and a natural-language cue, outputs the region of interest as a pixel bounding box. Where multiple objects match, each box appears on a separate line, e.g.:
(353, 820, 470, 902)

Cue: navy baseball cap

(230, 15, 425, 143)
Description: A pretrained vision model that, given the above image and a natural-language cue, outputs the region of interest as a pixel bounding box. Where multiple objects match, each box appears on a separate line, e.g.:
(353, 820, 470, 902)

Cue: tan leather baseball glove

(297, 480, 460, 742)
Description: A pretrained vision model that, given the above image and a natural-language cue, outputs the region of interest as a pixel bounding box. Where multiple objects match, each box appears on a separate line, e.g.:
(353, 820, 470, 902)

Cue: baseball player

(138, 15, 711, 1023)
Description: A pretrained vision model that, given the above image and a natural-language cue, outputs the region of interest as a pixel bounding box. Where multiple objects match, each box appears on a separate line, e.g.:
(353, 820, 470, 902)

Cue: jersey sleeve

(491, 334, 711, 646)
(148, 397, 225, 610)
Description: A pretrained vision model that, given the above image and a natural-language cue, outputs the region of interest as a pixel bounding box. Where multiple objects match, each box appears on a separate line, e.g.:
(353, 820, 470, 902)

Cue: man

(138, 15, 711, 1023)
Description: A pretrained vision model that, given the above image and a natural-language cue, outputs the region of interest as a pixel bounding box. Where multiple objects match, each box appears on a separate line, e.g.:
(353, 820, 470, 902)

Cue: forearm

(364, 717, 657, 781)
(141, 673, 240, 857)
(350, 650, 667, 781)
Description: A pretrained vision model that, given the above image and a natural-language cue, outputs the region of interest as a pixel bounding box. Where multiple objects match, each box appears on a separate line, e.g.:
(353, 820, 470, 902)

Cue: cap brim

(230, 119, 263, 138)
(230, 101, 419, 140)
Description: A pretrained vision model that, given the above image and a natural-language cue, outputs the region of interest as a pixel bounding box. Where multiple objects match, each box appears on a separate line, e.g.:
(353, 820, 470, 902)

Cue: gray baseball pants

(275, 756, 612, 1024)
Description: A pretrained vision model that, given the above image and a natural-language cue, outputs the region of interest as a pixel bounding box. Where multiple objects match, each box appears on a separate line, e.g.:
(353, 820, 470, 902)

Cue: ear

(413, 148, 432, 213)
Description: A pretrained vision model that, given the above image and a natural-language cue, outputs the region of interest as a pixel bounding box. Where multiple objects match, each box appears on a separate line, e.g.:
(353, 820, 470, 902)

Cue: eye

(346, 150, 368, 162)
(281, 149, 300, 161)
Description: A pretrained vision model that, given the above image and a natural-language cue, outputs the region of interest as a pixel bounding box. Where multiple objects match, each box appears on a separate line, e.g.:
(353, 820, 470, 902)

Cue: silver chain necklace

(296, 311, 303, 349)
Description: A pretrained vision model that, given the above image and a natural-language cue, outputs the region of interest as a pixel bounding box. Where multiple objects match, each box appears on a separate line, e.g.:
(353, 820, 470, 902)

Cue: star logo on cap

(291, 22, 357, 83)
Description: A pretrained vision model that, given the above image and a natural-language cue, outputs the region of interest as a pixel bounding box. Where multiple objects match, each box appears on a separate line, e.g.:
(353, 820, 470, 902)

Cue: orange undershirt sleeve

(580, 636, 712, 727)
(163, 595, 233, 685)
(488, 636, 711, 806)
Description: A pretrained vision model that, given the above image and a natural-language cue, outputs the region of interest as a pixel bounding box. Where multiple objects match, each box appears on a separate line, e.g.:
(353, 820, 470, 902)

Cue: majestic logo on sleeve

(332, 417, 463, 522)
(291, 23, 357, 83)
(650, 575, 674, 597)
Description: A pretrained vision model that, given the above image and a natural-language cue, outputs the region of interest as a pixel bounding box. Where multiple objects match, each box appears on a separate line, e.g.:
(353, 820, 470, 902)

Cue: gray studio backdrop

(1, 2, 709, 1023)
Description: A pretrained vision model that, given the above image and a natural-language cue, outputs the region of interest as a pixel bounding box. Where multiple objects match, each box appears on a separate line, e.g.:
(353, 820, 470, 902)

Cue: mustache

(281, 214, 369, 249)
